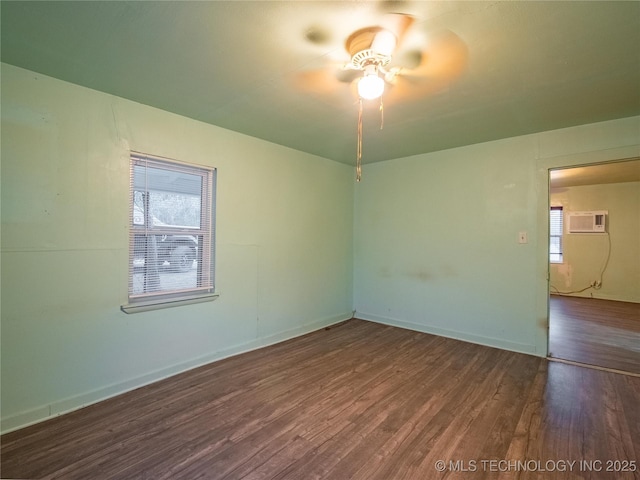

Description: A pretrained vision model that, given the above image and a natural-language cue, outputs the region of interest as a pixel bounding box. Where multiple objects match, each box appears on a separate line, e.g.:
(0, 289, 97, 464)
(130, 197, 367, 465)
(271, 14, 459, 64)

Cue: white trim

(0, 312, 353, 434)
(356, 312, 539, 356)
(535, 143, 640, 358)
(547, 357, 640, 378)
(121, 292, 220, 313)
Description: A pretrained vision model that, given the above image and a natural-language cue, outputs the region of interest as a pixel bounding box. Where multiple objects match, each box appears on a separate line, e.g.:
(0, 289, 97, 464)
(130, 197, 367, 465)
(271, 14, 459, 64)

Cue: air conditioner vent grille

(567, 211, 607, 233)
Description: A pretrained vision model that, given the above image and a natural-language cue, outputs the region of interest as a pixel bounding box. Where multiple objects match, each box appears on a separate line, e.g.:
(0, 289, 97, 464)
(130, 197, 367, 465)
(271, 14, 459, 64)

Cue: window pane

(550, 253, 563, 263)
(549, 206, 563, 263)
(550, 209, 563, 236)
(148, 191, 201, 229)
(128, 154, 215, 304)
(133, 165, 203, 229)
(131, 234, 198, 295)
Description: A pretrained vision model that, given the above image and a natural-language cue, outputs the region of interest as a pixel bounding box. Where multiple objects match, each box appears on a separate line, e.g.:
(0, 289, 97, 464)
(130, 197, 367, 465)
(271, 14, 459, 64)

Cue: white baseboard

(550, 292, 639, 303)
(1, 312, 352, 434)
(356, 311, 539, 357)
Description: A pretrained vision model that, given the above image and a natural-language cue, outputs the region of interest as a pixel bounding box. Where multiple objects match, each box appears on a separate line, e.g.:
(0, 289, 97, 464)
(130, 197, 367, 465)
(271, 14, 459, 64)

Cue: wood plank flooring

(549, 295, 640, 374)
(2, 319, 639, 479)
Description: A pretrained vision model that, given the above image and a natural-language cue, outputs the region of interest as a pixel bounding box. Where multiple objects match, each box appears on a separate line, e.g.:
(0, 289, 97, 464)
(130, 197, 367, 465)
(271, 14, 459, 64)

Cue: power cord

(550, 232, 611, 296)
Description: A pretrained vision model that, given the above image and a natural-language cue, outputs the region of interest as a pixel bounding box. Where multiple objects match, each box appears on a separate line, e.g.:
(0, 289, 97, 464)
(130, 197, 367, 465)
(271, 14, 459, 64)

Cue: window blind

(128, 153, 216, 304)
(549, 206, 563, 263)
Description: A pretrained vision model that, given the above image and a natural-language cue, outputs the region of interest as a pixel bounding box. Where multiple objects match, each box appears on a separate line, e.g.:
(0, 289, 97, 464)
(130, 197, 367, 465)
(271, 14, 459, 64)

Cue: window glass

(127, 154, 216, 307)
(550, 206, 563, 263)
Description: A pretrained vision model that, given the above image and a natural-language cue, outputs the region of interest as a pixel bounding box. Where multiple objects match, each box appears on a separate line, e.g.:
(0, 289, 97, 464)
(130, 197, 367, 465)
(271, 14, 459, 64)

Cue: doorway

(547, 159, 640, 374)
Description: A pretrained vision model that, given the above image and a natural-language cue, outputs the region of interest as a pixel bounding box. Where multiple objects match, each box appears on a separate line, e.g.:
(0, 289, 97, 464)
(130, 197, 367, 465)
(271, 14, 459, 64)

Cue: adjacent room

(548, 160, 640, 374)
(2, 1, 639, 479)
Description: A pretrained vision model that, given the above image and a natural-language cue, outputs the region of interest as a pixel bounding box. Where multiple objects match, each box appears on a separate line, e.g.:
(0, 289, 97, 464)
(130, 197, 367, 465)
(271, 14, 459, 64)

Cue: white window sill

(121, 292, 219, 314)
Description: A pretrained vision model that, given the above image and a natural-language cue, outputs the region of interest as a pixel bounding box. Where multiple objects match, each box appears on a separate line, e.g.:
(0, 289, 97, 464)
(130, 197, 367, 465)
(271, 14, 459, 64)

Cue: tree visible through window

(550, 206, 563, 263)
(126, 153, 216, 307)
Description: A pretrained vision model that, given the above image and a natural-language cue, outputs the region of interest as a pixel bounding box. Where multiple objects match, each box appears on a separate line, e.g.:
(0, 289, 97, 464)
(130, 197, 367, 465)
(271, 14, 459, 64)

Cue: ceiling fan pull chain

(379, 96, 384, 130)
(356, 98, 363, 182)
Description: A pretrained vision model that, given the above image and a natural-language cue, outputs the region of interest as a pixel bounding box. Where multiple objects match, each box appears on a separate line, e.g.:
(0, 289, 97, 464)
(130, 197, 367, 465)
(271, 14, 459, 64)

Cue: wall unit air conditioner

(567, 211, 607, 233)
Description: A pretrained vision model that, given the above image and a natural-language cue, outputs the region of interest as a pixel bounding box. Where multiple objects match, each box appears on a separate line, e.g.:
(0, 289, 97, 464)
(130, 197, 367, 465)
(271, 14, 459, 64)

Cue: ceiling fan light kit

(357, 65, 385, 100)
(348, 27, 398, 182)
(347, 27, 395, 102)
(301, 12, 467, 182)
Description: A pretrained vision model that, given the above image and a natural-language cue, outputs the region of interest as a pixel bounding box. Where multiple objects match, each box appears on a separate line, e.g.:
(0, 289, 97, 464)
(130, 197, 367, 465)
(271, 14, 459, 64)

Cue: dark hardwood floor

(549, 295, 640, 374)
(2, 319, 639, 479)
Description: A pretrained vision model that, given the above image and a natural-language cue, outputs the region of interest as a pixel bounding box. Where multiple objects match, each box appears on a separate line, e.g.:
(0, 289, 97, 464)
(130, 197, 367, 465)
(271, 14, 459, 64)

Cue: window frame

(121, 152, 218, 314)
(549, 205, 564, 264)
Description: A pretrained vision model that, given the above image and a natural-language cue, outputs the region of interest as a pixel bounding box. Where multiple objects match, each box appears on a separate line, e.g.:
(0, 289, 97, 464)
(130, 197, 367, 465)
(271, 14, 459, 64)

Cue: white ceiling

(1, 1, 639, 166)
(550, 159, 640, 189)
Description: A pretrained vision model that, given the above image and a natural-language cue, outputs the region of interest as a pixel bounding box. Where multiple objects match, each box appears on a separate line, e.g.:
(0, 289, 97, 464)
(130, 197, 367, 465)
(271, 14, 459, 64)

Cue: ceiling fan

(342, 13, 416, 100)
(299, 13, 468, 104)
(298, 12, 468, 181)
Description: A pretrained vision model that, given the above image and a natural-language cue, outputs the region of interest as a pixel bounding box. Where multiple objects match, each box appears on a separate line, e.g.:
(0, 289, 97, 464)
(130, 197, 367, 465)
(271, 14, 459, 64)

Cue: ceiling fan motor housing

(346, 27, 395, 69)
(351, 49, 392, 69)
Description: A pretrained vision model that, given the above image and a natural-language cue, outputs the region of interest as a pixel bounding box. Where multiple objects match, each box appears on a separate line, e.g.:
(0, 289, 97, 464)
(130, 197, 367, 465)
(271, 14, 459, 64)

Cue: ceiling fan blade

(293, 68, 344, 96)
(346, 13, 415, 59)
(394, 29, 468, 80)
(383, 74, 451, 105)
(382, 30, 468, 105)
(336, 67, 364, 84)
(292, 66, 361, 107)
(371, 29, 397, 57)
(303, 24, 333, 46)
(381, 13, 415, 50)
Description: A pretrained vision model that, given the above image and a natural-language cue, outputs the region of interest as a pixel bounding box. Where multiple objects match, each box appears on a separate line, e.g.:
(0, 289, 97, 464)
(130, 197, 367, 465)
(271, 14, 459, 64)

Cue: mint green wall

(2, 61, 639, 434)
(550, 181, 640, 302)
(1, 64, 354, 432)
(354, 117, 640, 356)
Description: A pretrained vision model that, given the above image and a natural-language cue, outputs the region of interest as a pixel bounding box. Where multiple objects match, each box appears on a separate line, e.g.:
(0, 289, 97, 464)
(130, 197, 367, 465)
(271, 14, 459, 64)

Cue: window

(122, 153, 216, 313)
(550, 206, 563, 263)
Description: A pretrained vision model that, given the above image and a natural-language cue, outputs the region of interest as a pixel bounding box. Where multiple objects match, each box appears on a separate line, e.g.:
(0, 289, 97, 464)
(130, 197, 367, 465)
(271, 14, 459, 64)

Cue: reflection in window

(128, 153, 216, 304)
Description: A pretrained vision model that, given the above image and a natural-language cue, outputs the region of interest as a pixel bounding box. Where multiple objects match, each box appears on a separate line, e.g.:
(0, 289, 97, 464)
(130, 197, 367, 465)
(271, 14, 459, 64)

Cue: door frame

(534, 145, 639, 357)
